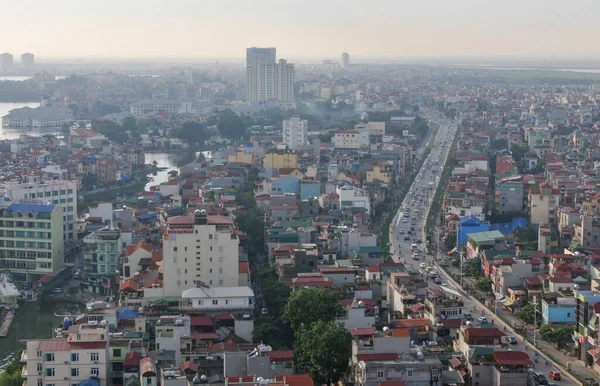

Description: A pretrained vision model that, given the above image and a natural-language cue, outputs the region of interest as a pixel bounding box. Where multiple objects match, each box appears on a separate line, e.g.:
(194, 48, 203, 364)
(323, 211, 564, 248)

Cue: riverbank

(0, 310, 15, 338)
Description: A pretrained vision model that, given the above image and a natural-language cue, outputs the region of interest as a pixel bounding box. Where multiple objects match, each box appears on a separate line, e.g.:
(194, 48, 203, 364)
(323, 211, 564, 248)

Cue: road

(387, 110, 567, 383)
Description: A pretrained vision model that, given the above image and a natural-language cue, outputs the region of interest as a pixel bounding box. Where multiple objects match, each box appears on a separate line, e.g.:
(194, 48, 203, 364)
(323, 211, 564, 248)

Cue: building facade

(21, 52, 35, 72)
(341, 52, 350, 68)
(528, 182, 560, 224)
(162, 211, 240, 296)
(246, 47, 276, 66)
(246, 59, 295, 109)
(282, 115, 307, 151)
(0, 203, 64, 284)
(3, 180, 78, 242)
(83, 228, 122, 294)
(1, 53, 13, 72)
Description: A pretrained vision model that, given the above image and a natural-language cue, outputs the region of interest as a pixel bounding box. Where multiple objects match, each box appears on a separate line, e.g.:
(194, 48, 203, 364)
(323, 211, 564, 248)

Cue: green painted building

(83, 228, 122, 294)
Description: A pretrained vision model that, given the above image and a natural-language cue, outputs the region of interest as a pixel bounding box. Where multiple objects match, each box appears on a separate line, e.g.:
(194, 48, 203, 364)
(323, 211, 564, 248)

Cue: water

(0, 301, 73, 371)
(0, 76, 32, 82)
(144, 153, 183, 190)
(0, 102, 44, 140)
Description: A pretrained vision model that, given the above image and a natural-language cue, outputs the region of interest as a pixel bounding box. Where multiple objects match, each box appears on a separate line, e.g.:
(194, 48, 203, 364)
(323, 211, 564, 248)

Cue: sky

(2, 0, 600, 61)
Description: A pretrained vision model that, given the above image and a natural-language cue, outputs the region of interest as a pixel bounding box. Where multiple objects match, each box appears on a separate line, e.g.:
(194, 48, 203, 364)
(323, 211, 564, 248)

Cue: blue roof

(457, 219, 490, 251)
(490, 218, 528, 236)
(117, 309, 138, 319)
(137, 213, 158, 220)
(460, 216, 481, 226)
(7, 203, 55, 214)
(78, 379, 100, 386)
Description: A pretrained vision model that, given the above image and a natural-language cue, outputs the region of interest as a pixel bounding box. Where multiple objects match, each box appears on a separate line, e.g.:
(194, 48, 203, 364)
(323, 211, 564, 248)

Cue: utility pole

(460, 250, 464, 288)
(533, 302, 537, 347)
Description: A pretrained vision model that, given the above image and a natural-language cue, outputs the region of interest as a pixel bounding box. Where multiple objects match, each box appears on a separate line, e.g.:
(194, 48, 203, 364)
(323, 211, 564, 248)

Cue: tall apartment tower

(341, 52, 350, 68)
(21, 53, 35, 72)
(162, 210, 241, 297)
(283, 115, 308, 150)
(1, 53, 13, 72)
(247, 56, 296, 110)
(246, 47, 276, 66)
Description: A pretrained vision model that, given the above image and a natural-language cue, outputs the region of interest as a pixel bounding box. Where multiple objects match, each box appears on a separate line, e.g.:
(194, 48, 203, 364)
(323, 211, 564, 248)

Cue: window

(44, 353, 55, 361)
(407, 369, 413, 377)
(91, 368, 99, 376)
(71, 353, 79, 362)
(90, 353, 99, 361)
(36, 350, 42, 357)
(113, 349, 122, 357)
(174, 247, 178, 252)
(37, 380, 43, 386)
(45, 368, 55, 376)
(71, 368, 79, 377)
(209, 235, 213, 240)
(197, 300, 203, 306)
(376, 370, 384, 379)
(212, 300, 218, 305)
(37, 363, 43, 372)
(432, 368, 439, 377)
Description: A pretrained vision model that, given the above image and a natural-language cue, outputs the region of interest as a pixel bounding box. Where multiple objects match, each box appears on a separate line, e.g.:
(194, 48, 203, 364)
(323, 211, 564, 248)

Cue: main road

(387, 109, 566, 382)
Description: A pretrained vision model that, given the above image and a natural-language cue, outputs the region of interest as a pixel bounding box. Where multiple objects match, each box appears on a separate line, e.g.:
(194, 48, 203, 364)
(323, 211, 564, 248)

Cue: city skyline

(2, 0, 600, 61)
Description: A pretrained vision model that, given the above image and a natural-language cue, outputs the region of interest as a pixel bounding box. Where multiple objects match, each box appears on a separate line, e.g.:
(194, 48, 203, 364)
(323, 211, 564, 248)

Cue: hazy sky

(2, 0, 599, 61)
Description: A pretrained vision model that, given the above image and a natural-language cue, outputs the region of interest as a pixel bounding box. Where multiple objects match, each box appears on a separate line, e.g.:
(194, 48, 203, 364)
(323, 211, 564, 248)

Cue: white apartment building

(333, 130, 369, 149)
(155, 316, 191, 366)
(181, 286, 254, 311)
(282, 115, 307, 150)
(246, 59, 295, 109)
(3, 180, 78, 242)
(23, 323, 110, 386)
(162, 210, 240, 296)
(336, 185, 371, 215)
(129, 99, 193, 117)
(246, 47, 276, 66)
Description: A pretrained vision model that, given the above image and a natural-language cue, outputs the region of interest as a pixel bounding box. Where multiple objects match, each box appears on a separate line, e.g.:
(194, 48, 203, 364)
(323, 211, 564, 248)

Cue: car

(407, 230, 412, 235)
(52, 288, 62, 293)
(404, 236, 410, 241)
(419, 262, 427, 269)
(412, 254, 419, 260)
(399, 229, 405, 234)
(509, 335, 517, 344)
(261, 307, 268, 315)
(478, 316, 488, 324)
(533, 372, 548, 385)
(463, 313, 473, 321)
(434, 277, 442, 284)
(402, 219, 408, 223)
(547, 371, 561, 380)
(416, 240, 422, 244)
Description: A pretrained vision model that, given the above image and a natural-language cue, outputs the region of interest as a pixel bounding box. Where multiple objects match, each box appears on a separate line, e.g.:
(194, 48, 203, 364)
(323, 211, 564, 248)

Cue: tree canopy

(475, 277, 493, 292)
(539, 324, 573, 348)
(283, 287, 341, 331)
(516, 304, 536, 325)
(172, 121, 207, 148)
(0, 360, 24, 386)
(294, 321, 352, 385)
(217, 109, 247, 140)
(463, 257, 481, 277)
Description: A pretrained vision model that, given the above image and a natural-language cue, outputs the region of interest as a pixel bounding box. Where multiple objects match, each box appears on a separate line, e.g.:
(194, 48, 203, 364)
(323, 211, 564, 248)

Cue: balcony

(180, 346, 209, 356)
(157, 331, 174, 338)
(20, 350, 27, 362)
(21, 366, 27, 377)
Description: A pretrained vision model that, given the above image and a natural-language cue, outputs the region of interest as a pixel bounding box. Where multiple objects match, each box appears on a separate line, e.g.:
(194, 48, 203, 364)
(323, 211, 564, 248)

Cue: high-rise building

(3, 180, 78, 242)
(246, 47, 276, 66)
(341, 52, 350, 68)
(0, 203, 64, 284)
(20, 52, 35, 72)
(162, 210, 241, 296)
(283, 115, 308, 150)
(82, 228, 122, 294)
(247, 58, 295, 109)
(0, 53, 13, 72)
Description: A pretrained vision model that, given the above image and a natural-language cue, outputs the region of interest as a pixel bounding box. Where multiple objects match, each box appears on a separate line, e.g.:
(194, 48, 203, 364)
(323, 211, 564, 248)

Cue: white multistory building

(246, 57, 295, 110)
(3, 180, 78, 242)
(129, 99, 193, 117)
(333, 130, 370, 149)
(282, 115, 307, 150)
(246, 47, 276, 66)
(162, 210, 241, 296)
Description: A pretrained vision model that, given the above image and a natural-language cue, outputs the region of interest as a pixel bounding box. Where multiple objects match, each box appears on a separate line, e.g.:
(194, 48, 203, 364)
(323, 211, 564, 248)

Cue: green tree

(475, 277, 493, 292)
(234, 208, 264, 251)
(510, 144, 530, 163)
(283, 288, 341, 331)
(122, 116, 137, 132)
(539, 324, 573, 349)
(172, 121, 207, 148)
(516, 304, 536, 325)
(0, 359, 24, 386)
(217, 109, 247, 140)
(252, 317, 294, 349)
(257, 268, 291, 318)
(463, 257, 481, 277)
(294, 321, 352, 385)
(82, 173, 98, 191)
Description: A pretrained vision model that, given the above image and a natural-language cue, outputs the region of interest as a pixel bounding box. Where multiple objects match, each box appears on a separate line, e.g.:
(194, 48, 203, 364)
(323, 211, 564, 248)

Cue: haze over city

(3, 0, 600, 61)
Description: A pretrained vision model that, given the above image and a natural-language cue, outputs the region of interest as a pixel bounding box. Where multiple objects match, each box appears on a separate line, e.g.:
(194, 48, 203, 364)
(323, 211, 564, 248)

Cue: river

(0, 300, 78, 371)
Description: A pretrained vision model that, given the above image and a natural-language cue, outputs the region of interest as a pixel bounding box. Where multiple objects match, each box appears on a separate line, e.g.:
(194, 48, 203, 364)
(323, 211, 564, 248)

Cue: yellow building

(366, 164, 392, 188)
(228, 152, 254, 165)
(264, 152, 298, 169)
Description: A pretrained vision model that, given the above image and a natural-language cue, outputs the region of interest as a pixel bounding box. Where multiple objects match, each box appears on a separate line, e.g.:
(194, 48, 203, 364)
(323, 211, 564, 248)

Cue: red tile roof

(278, 375, 313, 386)
(182, 360, 199, 373)
(119, 279, 139, 292)
(38, 340, 107, 351)
(143, 280, 163, 289)
(391, 328, 410, 337)
(493, 351, 533, 366)
(124, 351, 141, 367)
(449, 357, 462, 369)
(126, 241, 152, 256)
(393, 318, 430, 328)
(215, 313, 234, 321)
(190, 316, 213, 327)
(267, 350, 295, 362)
(192, 333, 220, 340)
(379, 382, 406, 386)
(464, 327, 504, 338)
(348, 328, 376, 337)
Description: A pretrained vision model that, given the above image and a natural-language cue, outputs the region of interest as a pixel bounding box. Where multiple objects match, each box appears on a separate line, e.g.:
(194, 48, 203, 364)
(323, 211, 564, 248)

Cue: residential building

(155, 316, 191, 366)
(162, 210, 240, 296)
(466, 231, 506, 259)
(1, 106, 73, 128)
(264, 152, 298, 169)
(337, 185, 371, 215)
(246, 58, 295, 109)
(573, 290, 600, 360)
(1, 53, 13, 72)
(22, 323, 109, 386)
(528, 182, 560, 224)
(21, 52, 35, 72)
(83, 228, 122, 294)
(573, 213, 600, 249)
(3, 180, 78, 242)
(495, 181, 523, 214)
(341, 52, 350, 68)
(96, 158, 117, 183)
(355, 122, 385, 135)
(282, 115, 307, 150)
(541, 297, 576, 324)
(129, 99, 193, 117)
(333, 130, 369, 149)
(0, 203, 64, 284)
(246, 47, 276, 66)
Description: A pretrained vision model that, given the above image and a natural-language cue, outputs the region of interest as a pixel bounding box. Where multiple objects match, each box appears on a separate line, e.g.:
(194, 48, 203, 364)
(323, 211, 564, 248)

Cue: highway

(387, 110, 564, 383)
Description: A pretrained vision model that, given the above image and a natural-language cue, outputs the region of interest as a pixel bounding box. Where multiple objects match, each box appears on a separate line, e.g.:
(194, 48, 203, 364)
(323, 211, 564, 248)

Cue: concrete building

(20, 52, 35, 72)
(0, 203, 64, 285)
(336, 185, 371, 215)
(333, 130, 369, 149)
(541, 297, 575, 324)
(282, 115, 307, 151)
(528, 182, 560, 225)
(129, 99, 193, 117)
(573, 213, 600, 249)
(3, 180, 78, 242)
(2, 106, 73, 128)
(162, 210, 240, 296)
(1, 53, 13, 72)
(22, 323, 110, 386)
(83, 228, 122, 294)
(341, 52, 350, 68)
(246, 47, 276, 66)
(155, 316, 190, 366)
(246, 59, 295, 109)
(495, 181, 523, 214)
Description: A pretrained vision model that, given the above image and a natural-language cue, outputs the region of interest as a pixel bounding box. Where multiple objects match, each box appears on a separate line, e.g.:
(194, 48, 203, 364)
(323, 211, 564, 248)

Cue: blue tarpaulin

(78, 379, 100, 386)
(117, 309, 138, 319)
(137, 213, 158, 220)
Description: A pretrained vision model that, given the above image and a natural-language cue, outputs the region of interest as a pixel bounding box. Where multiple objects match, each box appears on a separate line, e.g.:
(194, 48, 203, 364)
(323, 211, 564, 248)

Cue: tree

(122, 116, 138, 132)
(0, 360, 24, 386)
(463, 257, 481, 277)
(539, 324, 573, 349)
(172, 121, 207, 148)
(510, 144, 530, 163)
(283, 288, 341, 331)
(82, 173, 98, 191)
(257, 268, 291, 318)
(217, 109, 246, 140)
(475, 277, 493, 292)
(252, 317, 294, 349)
(516, 304, 536, 325)
(294, 321, 352, 385)
(234, 208, 264, 251)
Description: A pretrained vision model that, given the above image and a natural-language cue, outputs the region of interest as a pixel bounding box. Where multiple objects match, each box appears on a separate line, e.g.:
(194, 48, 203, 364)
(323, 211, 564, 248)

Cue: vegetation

(539, 324, 573, 349)
(475, 277, 493, 292)
(516, 304, 536, 325)
(252, 268, 293, 348)
(283, 288, 341, 331)
(463, 257, 482, 277)
(217, 109, 247, 140)
(91, 119, 130, 143)
(172, 121, 207, 148)
(294, 321, 352, 385)
(234, 208, 264, 251)
(0, 360, 24, 386)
